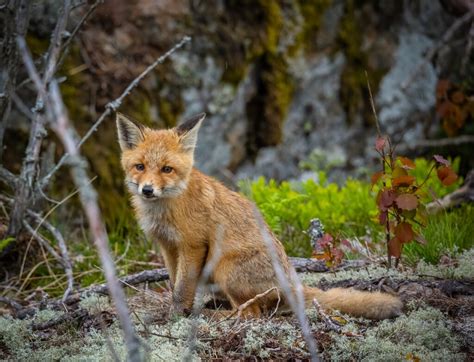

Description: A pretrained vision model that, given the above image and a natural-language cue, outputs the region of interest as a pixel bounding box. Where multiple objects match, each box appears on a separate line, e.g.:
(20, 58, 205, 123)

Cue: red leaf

(451, 91, 465, 104)
(392, 175, 416, 187)
(436, 79, 450, 99)
(433, 155, 450, 166)
(379, 211, 388, 225)
(395, 222, 415, 243)
(375, 136, 386, 152)
(378, 190, 396, 211)
(388, 237, 402, 258)
(437, 166, 458, 186)
(398, 157, 416, 170)
(395, 194, 418, 210)
(371, 171, 383, 185)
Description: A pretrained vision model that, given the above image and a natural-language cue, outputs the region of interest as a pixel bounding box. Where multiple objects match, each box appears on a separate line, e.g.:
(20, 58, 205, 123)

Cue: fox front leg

(171, 246, 207, 316)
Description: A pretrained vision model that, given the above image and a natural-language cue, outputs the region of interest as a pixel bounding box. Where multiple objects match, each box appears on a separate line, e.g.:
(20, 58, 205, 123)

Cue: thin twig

(55, 0, 102, 72)
(366, 71, 391, 268)
(39, 35, 192, 189)
(254, 208, 320, 362)
(47, 80, 142, 361)
(8, 0, 72, 237)
(312, 298, 341, 333)
(236, 287, 278, 320)
(183, 225, 224, 362)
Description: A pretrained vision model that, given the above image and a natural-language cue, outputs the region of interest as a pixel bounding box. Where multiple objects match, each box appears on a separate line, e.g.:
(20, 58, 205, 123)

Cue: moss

(246, 53, 294, 158)
(336, 0, 387, 125)
(293, 0, 333, 53)
(328, 306, 464, 361)
(416, 248, 474, 279)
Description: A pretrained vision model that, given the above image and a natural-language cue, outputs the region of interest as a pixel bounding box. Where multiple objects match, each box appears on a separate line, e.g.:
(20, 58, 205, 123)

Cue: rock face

(2, 0, 469, 222)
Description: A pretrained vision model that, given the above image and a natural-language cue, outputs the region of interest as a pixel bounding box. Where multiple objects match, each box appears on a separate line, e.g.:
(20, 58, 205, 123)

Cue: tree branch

(39, 35, 192, 189)
(46, 80, 142, 361)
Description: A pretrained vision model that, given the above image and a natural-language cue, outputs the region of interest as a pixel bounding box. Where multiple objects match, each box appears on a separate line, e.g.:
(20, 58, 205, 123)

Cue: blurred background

(1, 0, 473, 294)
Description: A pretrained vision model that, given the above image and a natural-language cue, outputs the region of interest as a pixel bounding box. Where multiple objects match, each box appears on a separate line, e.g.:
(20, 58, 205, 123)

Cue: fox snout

(141, 185, 154, 198)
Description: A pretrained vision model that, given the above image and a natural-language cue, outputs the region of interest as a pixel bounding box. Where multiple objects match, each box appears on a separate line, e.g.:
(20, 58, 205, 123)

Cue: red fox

(116, 112, 402, 320)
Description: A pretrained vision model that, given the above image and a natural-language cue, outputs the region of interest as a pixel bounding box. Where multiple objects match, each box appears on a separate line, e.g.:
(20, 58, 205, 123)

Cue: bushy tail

(305, 287, 402, 320)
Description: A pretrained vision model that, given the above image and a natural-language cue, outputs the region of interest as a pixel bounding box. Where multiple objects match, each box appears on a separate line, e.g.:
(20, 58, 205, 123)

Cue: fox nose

(142, 185, 154, 197)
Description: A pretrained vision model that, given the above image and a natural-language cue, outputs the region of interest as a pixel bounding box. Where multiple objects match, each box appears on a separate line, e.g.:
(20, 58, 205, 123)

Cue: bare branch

(8, 0, 72, 237)
(184, 226, 224, 362)
(397, 135, 474, 153)
(47, 80, 142, 361)
(39, 35, 192, 189)
(55, 0, 102, 72)
(253, 208, 320, 362)
(0, 166, 17, 188)
(0, 0, 31, 162)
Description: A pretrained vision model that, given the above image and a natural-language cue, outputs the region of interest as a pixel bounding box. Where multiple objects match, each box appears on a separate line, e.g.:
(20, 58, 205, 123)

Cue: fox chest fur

(133, 197, 181, 243)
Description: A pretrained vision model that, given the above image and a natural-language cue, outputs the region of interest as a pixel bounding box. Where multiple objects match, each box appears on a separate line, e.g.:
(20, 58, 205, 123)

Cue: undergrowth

(241, 158, 465, 260)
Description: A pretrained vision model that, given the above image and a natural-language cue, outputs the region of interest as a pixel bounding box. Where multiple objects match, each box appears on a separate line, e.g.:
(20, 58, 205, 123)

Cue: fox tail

(304, 286, 403, 320)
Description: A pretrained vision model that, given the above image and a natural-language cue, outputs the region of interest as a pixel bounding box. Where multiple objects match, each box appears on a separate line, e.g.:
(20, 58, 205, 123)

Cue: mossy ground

(1, 249, 472, 361)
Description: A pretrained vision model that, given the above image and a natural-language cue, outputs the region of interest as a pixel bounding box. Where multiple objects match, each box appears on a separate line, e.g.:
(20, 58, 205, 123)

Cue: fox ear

(176, 112, 206, 152)
(116, 113, 144, 151)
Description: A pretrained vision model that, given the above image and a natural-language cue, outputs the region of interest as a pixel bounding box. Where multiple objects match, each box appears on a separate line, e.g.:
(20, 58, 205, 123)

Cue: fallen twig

(312, 298, 342, 333)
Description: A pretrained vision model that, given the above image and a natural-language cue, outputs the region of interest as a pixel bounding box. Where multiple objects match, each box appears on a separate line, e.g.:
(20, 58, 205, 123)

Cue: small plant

(371, 135, 458, 266)
(307, 218, 352, 268)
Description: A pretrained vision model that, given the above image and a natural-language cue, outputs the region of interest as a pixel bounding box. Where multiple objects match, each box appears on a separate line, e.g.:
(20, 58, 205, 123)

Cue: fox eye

(161, 166, 173, 173)
(135, 164, 145, 171)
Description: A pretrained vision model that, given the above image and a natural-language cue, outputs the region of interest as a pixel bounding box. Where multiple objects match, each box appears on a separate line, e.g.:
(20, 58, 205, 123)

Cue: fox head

(116, 112, 205, 200)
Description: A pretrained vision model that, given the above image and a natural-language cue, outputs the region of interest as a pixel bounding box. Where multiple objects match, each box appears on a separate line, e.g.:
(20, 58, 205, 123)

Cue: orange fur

(116, 113, 403, 319)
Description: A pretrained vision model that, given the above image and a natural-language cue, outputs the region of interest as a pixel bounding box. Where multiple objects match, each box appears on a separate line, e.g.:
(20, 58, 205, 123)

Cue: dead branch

(312, 298, 342, 333)
(401, 9, 474, 89)
(46, 79, 142, 361)
(0, 295, 23, 312)
(55, 0, 102, 72)
(184, 226, 224, 362)
(38, 35, 192, 190)
(426, 169, 474, 213)
(237, 287, 278, 320)
(8, 0, 71, 237)
(254, 208, 320, 362)
(0, 194, 75, 301)
(0, 166, 17, 188)
(397, 135, 474, 153)
(0, 0, 31, 163)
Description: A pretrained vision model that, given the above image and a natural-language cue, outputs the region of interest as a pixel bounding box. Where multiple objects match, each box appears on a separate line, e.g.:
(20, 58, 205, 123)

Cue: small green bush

(241, 158, 463, 258)
(241, 172, 379, 256)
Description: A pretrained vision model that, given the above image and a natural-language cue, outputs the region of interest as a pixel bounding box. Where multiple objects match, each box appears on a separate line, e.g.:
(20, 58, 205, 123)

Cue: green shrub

(240, 158, 464, 258)
(240, 172, 379, 257)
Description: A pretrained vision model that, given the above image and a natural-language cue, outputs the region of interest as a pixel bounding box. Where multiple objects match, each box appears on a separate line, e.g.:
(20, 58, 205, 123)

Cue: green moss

(246, 53, 294, 157)
(294, 0, 333, 52)
(337, 0, 387, 125)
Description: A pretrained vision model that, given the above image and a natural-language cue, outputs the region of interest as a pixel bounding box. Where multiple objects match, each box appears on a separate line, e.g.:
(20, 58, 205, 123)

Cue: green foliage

(410, 157, 462, 201)
(0, 237, 14, 253)
(240, 172, 379, 257)
(241, 157, 464, 260)
(403, 205, 474, 265)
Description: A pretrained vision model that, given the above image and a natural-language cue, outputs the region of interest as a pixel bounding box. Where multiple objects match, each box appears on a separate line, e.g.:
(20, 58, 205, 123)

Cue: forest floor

(0, 248, 473, 361)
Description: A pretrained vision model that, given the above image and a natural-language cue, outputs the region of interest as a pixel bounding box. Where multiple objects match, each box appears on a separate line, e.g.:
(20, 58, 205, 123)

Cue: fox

(116, 112, 403, 320)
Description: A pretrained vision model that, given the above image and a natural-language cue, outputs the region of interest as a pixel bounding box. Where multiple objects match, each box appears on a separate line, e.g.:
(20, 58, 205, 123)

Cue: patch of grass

(403, 205, 474, 265)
